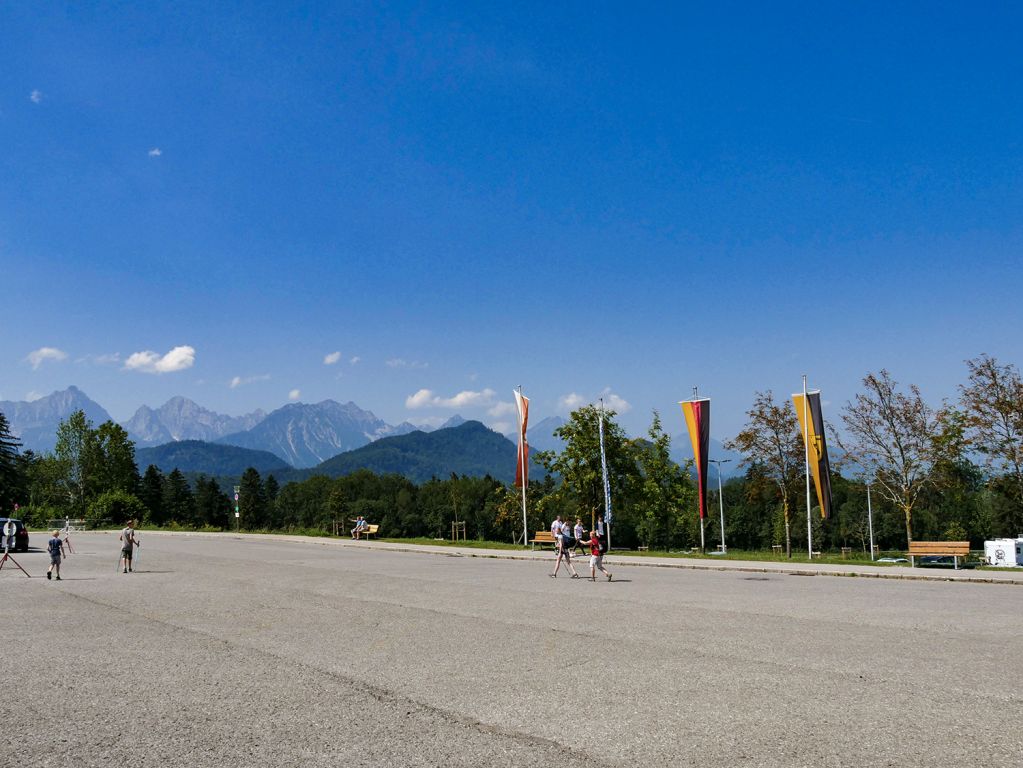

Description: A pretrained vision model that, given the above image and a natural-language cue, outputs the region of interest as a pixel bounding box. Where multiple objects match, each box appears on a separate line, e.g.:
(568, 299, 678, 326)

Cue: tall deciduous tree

(634, 411, 694, 550)
(840, 370, 941, 548)
(959, 355, 1023, 512)
(726, 391, 803, 557)
(54, 410, 99, 516)
(93, 421, 140, 496)
(536, 404, 637, 532)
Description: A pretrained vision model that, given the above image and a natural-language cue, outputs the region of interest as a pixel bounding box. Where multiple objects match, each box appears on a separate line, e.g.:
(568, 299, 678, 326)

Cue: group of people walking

(549, 515, 612, 582)
(43, 519, 138, 580)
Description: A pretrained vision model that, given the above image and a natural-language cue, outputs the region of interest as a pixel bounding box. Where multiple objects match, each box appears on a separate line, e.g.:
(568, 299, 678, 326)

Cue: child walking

(581, 530, 612, 582)
(47, 530, 65, 580)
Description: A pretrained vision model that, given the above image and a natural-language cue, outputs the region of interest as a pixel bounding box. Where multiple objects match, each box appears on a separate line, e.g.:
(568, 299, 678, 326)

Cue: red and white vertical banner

(513, 389, 529, 545)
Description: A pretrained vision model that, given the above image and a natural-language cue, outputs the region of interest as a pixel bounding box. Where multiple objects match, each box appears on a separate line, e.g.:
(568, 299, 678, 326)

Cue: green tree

(536, 404, 638, 542)
(54, 410, 100, 516)
(959, 354, 1023, 530)
(93, 421, 140, 496)
(163, 469, 195, 524)
(139, 465, 166, 525)
(195, 476, 230, 529)
(634, 411, 694, 550)
(0, 411, 25, 513)
(87, 489, 147, 526)
(839, 370, 942, 548)
(239, 467, 266, 529)
(726, 391, 803, 557)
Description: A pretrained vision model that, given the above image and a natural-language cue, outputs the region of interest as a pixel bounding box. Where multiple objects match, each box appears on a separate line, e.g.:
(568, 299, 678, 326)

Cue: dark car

(0, 518, 29, 552)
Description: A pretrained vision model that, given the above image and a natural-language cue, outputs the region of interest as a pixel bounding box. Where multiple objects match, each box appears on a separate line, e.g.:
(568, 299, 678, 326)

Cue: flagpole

(803, 375, 813, 559)
(516, 387, 528, 548)
(866, 481, 875, 561)
(599, 399, 612, 552)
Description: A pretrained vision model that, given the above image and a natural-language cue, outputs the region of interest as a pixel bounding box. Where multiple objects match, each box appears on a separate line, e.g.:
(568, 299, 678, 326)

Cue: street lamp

(709, 459, 731, 554)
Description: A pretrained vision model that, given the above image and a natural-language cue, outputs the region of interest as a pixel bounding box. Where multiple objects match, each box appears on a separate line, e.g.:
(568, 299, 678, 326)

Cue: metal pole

(518, 388, 528, 547)
(867, 482, 875, 561)
(710, 459, 731, 553)
(803, 375, 813, 559)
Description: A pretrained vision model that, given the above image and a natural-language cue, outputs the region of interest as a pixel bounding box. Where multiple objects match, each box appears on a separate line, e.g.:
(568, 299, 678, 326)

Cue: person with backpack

(581, 529, 613, 582)
(47, 530, 65, 580)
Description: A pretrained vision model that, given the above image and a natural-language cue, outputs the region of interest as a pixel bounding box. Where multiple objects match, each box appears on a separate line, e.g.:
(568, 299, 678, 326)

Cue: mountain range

(0, 387, 745, 478)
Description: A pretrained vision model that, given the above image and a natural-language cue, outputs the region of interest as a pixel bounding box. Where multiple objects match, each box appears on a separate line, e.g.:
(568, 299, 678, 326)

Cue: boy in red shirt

(581, 529, 612, 582)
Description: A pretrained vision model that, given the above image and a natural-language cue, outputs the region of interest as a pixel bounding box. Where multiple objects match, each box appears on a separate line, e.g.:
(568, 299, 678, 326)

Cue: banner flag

(792, 390, 833, 519)
(598, 406, 612, 524)
(513, 390, 529, 488)
(680, 398, 711, 519)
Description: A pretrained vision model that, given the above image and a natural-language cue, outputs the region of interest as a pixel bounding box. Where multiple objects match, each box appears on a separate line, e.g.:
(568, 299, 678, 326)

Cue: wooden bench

(908, 541, 970, 570)
(351, 524, 378, 540)
(529, 531, 556, 550)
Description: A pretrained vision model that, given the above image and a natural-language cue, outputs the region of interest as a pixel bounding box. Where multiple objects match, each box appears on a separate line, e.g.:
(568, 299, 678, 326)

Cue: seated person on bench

(351, 516, 369, 539)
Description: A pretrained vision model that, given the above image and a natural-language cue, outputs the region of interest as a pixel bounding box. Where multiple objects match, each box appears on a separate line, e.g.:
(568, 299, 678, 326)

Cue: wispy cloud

(229, 373, 271, 389)
(77, 352, 121, 366)
(406, 388, 495, 410)
(288, 388, 301, 401)
(488, 401, 516, 418)
(350, 356, 361, 365)
(148, 148, 162, 157)
(124, 345, 195, 374)
(27, 347, 67, 370)
(29, 90, 42, 104)
(323, 351, 341, 365)
(557, 389, 632, 414)
(25, 391, 43, 401)
(387, 358, 428, 369)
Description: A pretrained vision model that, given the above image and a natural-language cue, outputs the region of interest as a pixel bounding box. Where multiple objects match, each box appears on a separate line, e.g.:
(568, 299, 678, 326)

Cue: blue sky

(2, 2, 1021, 439)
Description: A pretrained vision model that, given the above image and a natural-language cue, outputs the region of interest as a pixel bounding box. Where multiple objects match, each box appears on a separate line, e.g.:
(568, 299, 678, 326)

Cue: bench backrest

(533, 531, 555, 540)
(365, 525, 379, 534)
(908, 541, 970, 556)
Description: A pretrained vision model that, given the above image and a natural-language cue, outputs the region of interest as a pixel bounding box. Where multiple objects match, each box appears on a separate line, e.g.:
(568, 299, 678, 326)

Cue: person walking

(573, 518, 586, 554)
(550, 517, 579, 579)
(119, 519, 137, 573)
(581, 529, 613, 582)
(46, 530, 65, 580)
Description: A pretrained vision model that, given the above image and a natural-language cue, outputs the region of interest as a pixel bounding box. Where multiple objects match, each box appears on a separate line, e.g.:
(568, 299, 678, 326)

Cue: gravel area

(3, 532, 1021, 767)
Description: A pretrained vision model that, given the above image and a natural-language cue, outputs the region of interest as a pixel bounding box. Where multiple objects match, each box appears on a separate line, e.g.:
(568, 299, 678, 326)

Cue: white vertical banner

(598, 400, 613, 549)
(513, 388, 529, 547)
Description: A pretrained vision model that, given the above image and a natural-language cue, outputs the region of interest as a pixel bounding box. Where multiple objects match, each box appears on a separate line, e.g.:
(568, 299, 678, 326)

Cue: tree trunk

(903, 504, 914, 549)
(783, 497, 792, 558)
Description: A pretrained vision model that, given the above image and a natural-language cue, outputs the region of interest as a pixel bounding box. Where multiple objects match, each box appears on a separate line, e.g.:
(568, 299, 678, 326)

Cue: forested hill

(137, 440, 291, 476)
(298, 420, 528, 485)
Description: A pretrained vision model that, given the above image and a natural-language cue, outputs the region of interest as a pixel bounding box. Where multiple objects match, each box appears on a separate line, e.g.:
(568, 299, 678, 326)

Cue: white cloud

(557, 392, 587, 411)
(29, 90, 42, 104)
(405, 388, 496, 410)
(148, 148, 162, 157)
(387, 358, 428, 369)
(350, 356, 361, 365)
(26, 347, 68, 369)
(124, 345, 195, 374)
(288, 389, 301, 401)
(488, 401, 516, 418)
(228, 373, 270, 389)
(25, 391, 43, 401)
(77, 352, 121, 366)
(602, 391, 633, 413)
(323, 351, 341, 365)
(557, 390, 632, 414)
(491, 421, 513, 435)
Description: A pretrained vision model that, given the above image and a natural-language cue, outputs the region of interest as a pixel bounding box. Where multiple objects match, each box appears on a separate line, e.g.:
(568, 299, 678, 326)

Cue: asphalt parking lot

(3, 532, 1021, 767)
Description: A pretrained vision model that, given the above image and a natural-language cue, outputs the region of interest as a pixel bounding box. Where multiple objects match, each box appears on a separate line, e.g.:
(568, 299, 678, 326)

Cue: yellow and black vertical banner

(681, 398, 711, 519)
(792, 390, 833, 519)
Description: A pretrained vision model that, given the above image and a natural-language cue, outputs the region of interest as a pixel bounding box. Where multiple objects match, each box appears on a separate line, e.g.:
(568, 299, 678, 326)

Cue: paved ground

(3, 532, 1021, 767)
